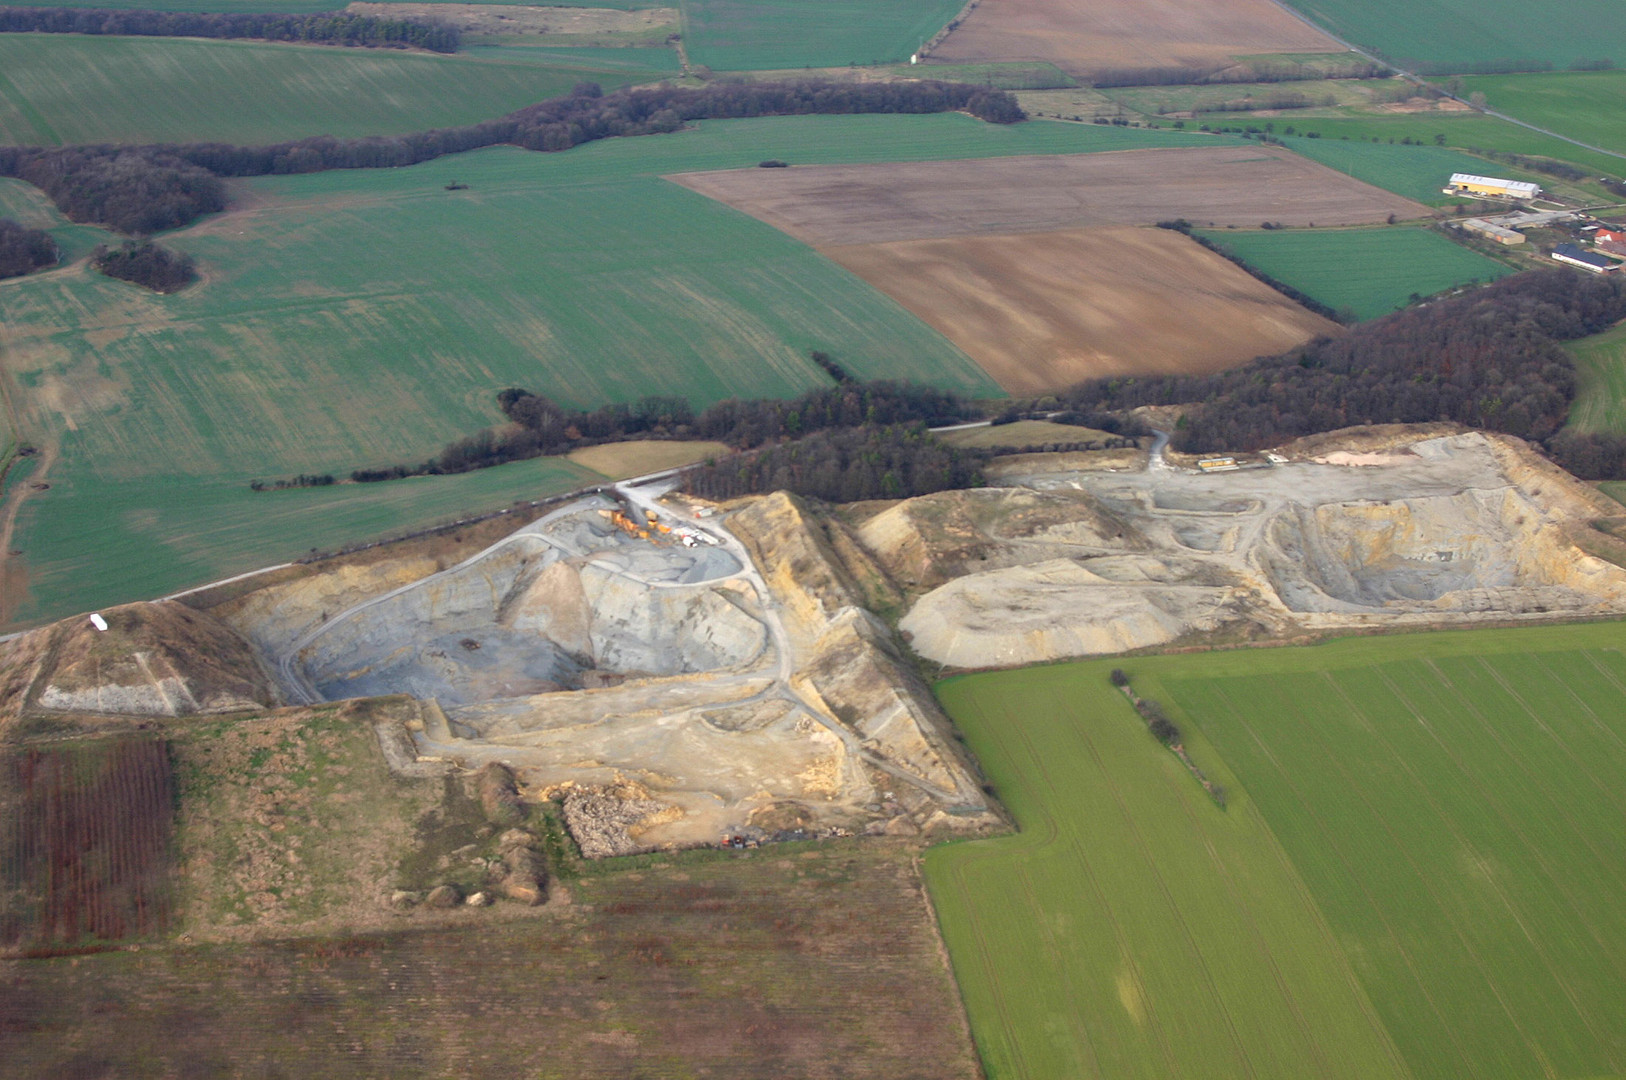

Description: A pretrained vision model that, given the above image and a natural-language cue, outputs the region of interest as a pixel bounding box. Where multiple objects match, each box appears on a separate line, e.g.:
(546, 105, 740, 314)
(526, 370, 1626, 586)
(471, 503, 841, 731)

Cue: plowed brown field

(926, 0, 1341, 75)
(670, 145, 1426, 247)
(823, 225, 1339, 393)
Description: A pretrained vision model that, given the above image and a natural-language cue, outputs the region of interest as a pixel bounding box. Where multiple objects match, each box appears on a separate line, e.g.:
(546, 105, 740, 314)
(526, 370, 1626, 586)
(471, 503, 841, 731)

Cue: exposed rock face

(296, 533, 766, 706)
(0, 602, 278, 720)
(858, 487, 1144, 592)
(876, 431, 1626, 669)
(730, 492, 996, 809)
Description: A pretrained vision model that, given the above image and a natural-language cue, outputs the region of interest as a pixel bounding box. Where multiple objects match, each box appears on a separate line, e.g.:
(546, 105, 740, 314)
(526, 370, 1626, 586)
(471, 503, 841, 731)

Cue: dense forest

(680, 424, 986, 502)
(0, 219, 55, 279)
(0, 7, 457, 50)
(91, 240, 196, 292)
(0, 80, 1025, 234)
(345, 378, 977, 483)
(1064, 269, 1626, 477)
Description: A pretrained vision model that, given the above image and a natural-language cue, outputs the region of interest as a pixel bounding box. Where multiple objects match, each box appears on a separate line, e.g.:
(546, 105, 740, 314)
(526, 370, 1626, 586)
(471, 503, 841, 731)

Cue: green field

(1458, 70, 1626, 157)
(1, 116, 1227, 626)
(927, 621, 1626, 1080)
(1197, 227, 1512, 320)
(1566, 321, 1626, 434)
(1277, 136, 1545, 204)
(0, 35, 666, 146)
(1282, 0, 1626, 71)
(680, 0, 963, 70)
(925, 661, 1411, 1079)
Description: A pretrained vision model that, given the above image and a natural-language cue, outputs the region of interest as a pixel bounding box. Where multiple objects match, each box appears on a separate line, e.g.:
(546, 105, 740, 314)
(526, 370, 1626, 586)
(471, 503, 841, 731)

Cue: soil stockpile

(0, 602, 277, 721)
(669, 146, 1426, 247)
(824, 226, 1339, 393)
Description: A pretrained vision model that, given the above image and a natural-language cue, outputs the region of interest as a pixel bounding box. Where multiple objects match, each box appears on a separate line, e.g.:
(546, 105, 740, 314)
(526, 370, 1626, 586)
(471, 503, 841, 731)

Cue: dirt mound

(901, 560, 1236, 666)
(0, 602, 277, 720)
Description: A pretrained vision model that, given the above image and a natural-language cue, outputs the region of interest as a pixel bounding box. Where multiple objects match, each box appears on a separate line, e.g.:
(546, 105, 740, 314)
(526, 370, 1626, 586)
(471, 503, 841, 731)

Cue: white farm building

(1445, 173, 1542, 200)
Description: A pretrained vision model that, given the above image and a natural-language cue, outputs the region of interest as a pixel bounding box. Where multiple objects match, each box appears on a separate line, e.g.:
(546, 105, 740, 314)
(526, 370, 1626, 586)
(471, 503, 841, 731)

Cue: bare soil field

(670, 145, 1428, 247)
(824, 226, 1339, 393)
(926, 0, 1340, 76)
(0, 842, 978, 1079)
(346, 2, 677, 36)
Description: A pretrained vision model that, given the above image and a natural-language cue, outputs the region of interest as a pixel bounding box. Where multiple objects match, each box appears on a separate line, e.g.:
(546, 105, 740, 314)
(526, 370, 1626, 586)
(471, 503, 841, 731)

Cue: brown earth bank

(926, 0, 1341, 76)
(0, 602, 277, 727)
(823, 225, 1339, 394)
(668, 144, 1428, 247)
(0, 842, 980, 1080)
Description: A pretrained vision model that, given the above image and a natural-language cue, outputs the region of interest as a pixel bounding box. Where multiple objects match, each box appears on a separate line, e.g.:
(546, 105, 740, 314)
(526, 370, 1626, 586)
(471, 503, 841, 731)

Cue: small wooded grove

(0, 219, 55, 279)
(0, 7, 457, 50)
(1065, 269, 1626, 478)
(0, 80, 1026, 234)
(680, 424, 986, 502)
(92, 240, 196, 292)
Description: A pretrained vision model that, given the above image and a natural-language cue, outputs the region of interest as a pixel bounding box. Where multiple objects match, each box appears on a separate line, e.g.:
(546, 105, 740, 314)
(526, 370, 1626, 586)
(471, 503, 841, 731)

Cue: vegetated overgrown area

(0, 7, 458, 50)
(1277, 0, 1626, 71)
(1194, 226, 1512, 321)
(91, 239, 195, 292)
(680, 0, 966, 71)
(0, 217, 54, 278)
(0, 695, 982, 1077)
(0, 34, 667, 148)
(2, 114, 1198, 630)
(1, 737, 175, 951)
(926, 621, 1626, 1080)
(1066, 269, 1626, 476)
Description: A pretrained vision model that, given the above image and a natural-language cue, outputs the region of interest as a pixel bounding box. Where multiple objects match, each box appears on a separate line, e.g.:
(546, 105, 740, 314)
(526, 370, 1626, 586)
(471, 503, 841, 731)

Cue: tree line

(0, 79, 1025, 234)
(339, 377, 977, 484)
(0, 218, 55, 279)
(0, 7, 457, 51)
(92, 240, 196, 292)
(1158, 220, 1344, 322)
(1064, 268, 1626, 477)
(679, 424, 986, 503)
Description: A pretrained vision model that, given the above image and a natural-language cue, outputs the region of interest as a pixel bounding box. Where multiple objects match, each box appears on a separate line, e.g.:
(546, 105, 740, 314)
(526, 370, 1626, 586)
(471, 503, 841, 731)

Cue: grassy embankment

(0, 117, 1227, 626)
(1196, 226, 1512, 320)
(0, 34, 676, 147)
(927, 621, 1626, 1080)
